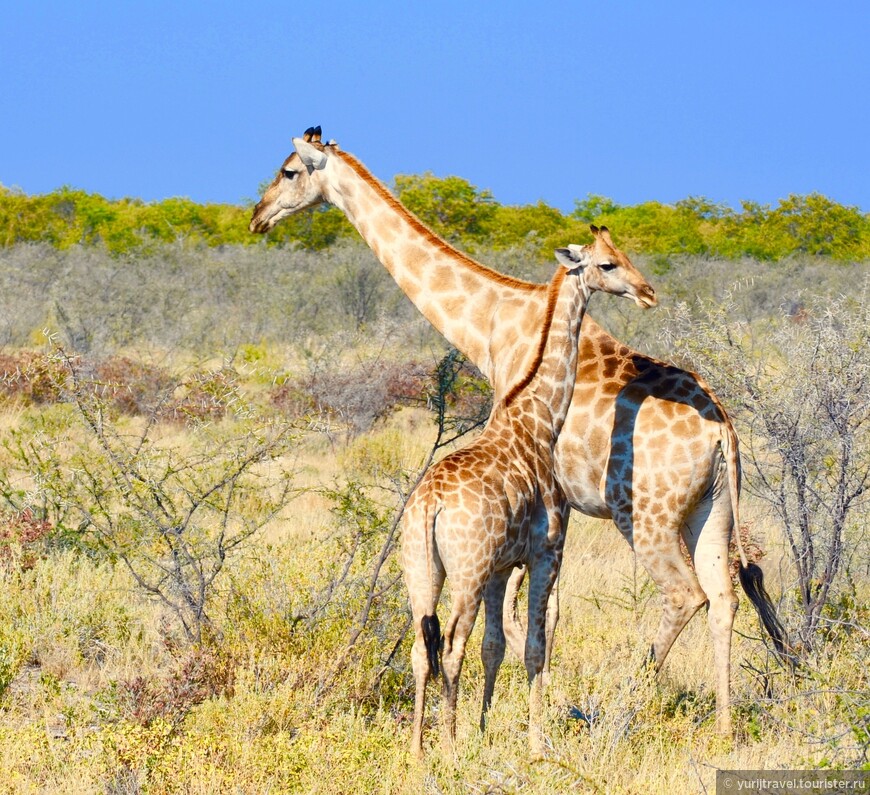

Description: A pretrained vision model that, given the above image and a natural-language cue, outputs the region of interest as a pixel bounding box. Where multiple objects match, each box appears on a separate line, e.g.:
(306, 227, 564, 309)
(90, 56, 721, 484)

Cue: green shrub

(4, 182, 866, 261)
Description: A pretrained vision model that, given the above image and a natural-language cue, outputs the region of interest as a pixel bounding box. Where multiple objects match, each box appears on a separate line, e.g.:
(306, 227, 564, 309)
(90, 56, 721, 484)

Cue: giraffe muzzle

(635, 287, 657, 309)
(249, 210, 273, 234)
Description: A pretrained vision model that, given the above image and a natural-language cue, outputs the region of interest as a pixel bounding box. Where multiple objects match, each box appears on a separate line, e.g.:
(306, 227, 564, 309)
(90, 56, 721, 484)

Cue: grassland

(0, 240, 867, 793)
(0, 409, 864, 793)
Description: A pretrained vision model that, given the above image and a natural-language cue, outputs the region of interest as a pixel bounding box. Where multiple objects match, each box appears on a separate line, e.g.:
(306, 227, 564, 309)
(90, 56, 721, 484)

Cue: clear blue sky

(2, 1, 868, 213)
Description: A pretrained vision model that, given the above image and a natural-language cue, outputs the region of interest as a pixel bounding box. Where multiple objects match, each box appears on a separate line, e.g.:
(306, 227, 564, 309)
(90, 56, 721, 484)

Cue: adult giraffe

(249, 127, 788, 734)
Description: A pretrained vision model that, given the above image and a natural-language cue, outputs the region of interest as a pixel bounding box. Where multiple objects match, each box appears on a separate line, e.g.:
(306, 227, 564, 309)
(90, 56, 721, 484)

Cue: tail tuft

(421, 614, 441, 677)
(739, 563, 798, 669)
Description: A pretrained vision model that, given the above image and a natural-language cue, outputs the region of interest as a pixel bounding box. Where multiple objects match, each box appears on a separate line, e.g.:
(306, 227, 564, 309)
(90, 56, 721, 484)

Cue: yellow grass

(0, 400, 866, 794)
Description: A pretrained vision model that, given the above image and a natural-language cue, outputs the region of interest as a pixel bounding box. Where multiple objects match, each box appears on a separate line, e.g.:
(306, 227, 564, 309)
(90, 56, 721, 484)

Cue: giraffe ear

(554, 247, 581, 269)
(555, 244, 588, 270)
(293, 138, 329, 170)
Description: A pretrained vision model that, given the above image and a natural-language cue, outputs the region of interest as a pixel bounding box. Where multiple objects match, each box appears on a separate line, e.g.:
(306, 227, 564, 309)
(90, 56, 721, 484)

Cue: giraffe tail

(421, 491, 441, 678)
(738, 564, 797, 668)
(722, 422, 797, 668)
(421, 614, 441, 678)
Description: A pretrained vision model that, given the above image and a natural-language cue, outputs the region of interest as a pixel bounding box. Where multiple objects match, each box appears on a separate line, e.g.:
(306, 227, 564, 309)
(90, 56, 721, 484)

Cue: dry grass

(0, 399, 866, 794)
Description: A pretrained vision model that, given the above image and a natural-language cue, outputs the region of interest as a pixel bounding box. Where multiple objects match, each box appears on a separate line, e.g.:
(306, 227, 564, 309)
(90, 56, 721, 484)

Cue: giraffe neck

(325, 151, 542, 378)
(501, 267, 589, 440)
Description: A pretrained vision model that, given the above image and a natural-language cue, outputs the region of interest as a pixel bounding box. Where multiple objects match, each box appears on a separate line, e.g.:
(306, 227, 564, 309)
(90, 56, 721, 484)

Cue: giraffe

(249, 127, 790, 735)
(401, 237, 656, 757)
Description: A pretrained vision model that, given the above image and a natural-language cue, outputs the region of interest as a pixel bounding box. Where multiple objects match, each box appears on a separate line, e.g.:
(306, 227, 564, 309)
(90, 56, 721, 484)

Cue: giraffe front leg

(525, 552, 560, 759)
(481, 570, 510, 733)
(540, 496, 568, 689)
(502, 565, 561, 688)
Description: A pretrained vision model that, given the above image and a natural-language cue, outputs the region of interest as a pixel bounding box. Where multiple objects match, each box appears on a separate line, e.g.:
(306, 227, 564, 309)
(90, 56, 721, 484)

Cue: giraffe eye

(282, 169, 297, 181)
(600, 263, 617, 272)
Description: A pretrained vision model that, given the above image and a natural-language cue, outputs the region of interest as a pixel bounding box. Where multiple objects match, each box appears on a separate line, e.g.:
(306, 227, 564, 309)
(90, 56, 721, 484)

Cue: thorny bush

(665, 279, 870, 653)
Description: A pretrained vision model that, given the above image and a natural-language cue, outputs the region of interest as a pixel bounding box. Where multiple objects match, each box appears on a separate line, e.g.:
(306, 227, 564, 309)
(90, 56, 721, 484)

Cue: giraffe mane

(336, 151, 541, 293)
(502, 266, 566, 407)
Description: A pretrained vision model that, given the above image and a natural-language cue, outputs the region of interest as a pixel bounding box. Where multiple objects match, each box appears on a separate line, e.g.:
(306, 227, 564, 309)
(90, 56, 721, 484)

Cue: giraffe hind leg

(410, 621, 434, 758)
(683, 491, 739, 736)
(410, 602, 445, 756)
(405, 541, 446, 757)
(502, 564, 527, 661)
(440, 591, 483, 753)
(628, 514, 708, 672)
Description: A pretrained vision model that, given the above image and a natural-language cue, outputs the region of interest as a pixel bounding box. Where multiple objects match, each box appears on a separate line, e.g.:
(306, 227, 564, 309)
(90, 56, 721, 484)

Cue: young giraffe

(401, 238, 656, 758)
(249, 127, 789, 735)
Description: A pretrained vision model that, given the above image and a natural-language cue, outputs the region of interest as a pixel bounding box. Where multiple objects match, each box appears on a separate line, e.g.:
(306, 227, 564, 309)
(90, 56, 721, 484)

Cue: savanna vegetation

(0, 176, 867, 793)
(2, 177, 869, 261)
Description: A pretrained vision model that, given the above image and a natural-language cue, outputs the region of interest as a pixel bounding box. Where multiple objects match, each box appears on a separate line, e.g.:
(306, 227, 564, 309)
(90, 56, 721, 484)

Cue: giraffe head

(249, 125, 336, 233)
(554, 226, 657, 308)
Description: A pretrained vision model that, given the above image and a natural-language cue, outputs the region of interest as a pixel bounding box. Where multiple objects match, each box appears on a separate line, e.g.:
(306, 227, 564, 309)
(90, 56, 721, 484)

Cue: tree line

(1, 176, 867, 260)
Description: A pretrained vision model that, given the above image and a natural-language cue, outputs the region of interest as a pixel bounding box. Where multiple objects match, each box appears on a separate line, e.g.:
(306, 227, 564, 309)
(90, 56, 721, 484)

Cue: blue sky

(2, 1, 868, 213)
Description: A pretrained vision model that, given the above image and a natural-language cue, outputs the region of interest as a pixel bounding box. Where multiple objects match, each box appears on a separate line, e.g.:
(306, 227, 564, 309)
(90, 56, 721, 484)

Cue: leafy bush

(394, 172, 498, 243)
(0, 241, 437, 355)
(4, 181, 867, 261)
(168, 365, 246, 424)
(269, 351, 491, 444)
(277, 359, 428, 437)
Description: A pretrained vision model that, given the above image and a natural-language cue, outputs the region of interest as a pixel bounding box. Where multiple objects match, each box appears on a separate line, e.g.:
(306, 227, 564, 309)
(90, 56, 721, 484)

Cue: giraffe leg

(541, 500, 569, 689)
(502, 565, 561, 686)
(481, 570, 510, 733)
(503, 564, 527, 661)
(410, 621, 433, 758)
(627, 514, 708, 672)
(404, 544, 446, 758)
(682, 491, 739, 736)
(525, 552, 560, 759)
(543, 571, 560, 688)
(440, 593, 483, 753)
